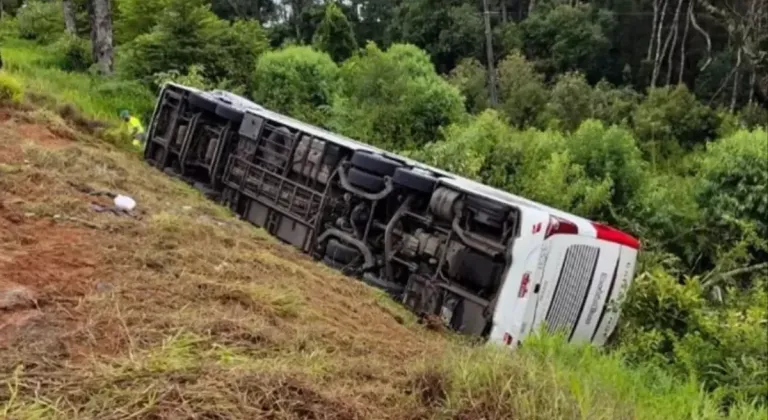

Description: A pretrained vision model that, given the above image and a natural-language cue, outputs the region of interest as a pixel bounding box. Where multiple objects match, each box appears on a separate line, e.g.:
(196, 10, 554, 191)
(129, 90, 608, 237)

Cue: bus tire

(362, 274, 405, 296)
(350, 151, 401, 177)
(188, 92, 218, 113)
(325, 239, 359, 264)
(393, 168, 437, 193)
(347, 167, 385, 192)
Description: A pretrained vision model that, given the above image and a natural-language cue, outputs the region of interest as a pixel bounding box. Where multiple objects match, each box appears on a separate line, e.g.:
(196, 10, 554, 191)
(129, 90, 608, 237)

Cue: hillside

(0, 0, 766, 416)
(0, 102, 761, 419)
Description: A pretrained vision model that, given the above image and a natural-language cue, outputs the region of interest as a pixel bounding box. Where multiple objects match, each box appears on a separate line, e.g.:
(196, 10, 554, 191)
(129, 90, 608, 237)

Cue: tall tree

(62, 0, 77, 34)
(313, 1, 358, 62)
(88, 0, 114, 74)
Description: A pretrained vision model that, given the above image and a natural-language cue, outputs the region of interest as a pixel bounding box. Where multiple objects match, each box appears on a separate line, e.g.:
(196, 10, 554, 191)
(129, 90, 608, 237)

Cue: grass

(0, 39, 765, 419)
(0, 38, 155, 123)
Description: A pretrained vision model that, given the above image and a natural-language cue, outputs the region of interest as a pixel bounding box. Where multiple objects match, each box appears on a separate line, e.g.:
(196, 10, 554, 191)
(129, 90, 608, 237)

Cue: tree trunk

(500, 0, 507, 23)
(88, 0, 114, 75)
(62, 0, 77, 34)
(678, 0, 693, 84)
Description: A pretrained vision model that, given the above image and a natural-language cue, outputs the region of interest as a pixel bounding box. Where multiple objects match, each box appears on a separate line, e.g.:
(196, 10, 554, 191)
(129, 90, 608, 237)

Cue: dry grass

(0, 106, 444, 419)
(0, 105, 761, 420)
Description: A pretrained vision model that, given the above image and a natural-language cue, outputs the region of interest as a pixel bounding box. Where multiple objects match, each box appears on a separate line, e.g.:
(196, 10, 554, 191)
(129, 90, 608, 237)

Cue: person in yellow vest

(120, 110, 146, 149)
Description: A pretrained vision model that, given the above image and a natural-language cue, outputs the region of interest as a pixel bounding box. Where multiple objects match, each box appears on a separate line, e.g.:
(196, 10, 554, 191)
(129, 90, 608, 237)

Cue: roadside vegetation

(0, 0, 766, 418)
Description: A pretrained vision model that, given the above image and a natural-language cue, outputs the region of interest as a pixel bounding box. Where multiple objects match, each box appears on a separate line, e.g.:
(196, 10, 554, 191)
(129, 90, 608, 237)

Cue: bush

(496, 51, 548, 128)
(633, 85, 720, 153)
(252, 46, 339, 125)
(0, 71, 24, 104)
(16, 0, 65, 43)
(45, 34, 94, 72)
(413, 109, 511, 180)
(619, 269, 768, 407)
(565, 119, 646, 221)
(446, 58, 489, 114)
(696, 128, 768, 269)
(0, 17, 19, 41)
(331, 42, 465, 149)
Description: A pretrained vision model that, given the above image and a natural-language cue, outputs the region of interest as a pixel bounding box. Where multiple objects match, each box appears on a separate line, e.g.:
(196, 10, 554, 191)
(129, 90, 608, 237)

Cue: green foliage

(496, 51, 548, 128)
(446, 58, 489, 114)
(389, 0, 481, 72)
(153, 65, 245, 96)
(696, 128, 768, 269)
(432, 333, 764, 419)
(414, 109, 510, 180)
(493, 21, 523, 59)
(0, 71, 23, 103)
(566, 120, 646, 219)
(625, 173, 703, 268)
(619, 270, 768, 407)
(119, 0, 268, 92)
(45, 34, 93, 72)
(115, 0, 169, 44)
(540, 72, 594, 131)
(312, 1, 358, 62)
(590, 80, 640, 127)
(633, 85, 720, 152)
(16, 0, 64, 43)
(521, 4, 614, 80)
(252, 46, 339, 125)
(331, 42, 465, 149)
(0, 16, 19, 41)
(739, 103, 768, 129)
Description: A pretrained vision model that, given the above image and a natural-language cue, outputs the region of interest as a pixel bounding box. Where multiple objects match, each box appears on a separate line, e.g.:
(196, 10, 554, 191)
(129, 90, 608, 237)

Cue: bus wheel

(350, 151, 401, 177)
(393, 168, 437, 193)
(325, 239, 360, 265)
(347, 167, 386, 192)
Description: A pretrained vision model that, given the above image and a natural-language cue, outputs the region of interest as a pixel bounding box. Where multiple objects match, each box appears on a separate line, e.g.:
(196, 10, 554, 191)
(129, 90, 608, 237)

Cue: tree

(633, 85, 719, 153)
(87, 0, 114, 74)
(119, 0, 268, 92)
(540, 72, 594, 132)
(521, 4, 614, 81)
(62, 0, 77, 33)
(496, 51, 548, 128)
(252, 46, 339, 124)
(331, 42, 466, 150)
(447, 58, 490, 114)
(388, 0, 482, 73)
(312, 1, 357, 62)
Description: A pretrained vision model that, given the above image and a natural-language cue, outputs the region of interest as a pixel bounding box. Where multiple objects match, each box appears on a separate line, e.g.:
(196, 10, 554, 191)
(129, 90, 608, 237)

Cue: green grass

(0, 38, 765, 419)
(0, 38, 155, 123)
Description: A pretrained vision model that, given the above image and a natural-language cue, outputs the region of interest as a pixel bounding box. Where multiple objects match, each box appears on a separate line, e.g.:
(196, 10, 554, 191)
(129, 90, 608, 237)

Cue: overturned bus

(142, 83, 640, 348)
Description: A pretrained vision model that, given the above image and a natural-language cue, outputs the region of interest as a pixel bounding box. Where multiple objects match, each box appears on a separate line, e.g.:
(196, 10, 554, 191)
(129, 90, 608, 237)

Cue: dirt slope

(0, 106, 448, 419)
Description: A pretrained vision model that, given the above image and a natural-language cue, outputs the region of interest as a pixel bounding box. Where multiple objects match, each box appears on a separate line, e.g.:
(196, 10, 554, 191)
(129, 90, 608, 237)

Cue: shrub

(45, 34, 94, 72)
(16, 0, 65, 43)
(565, 119, 646, 221)
(446, 58, 489, 114)
(619, 269, 768, 407)
(413, 109, 511, 180)
(633, 85, 719, 153)
(0, 72, 24, 104)
(252, 46, 339, 125)
(0, 17, 19, 41)
(331, 42, 465, 149)
(696, 128, 768, 269)
(496, 51, 548, 128)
